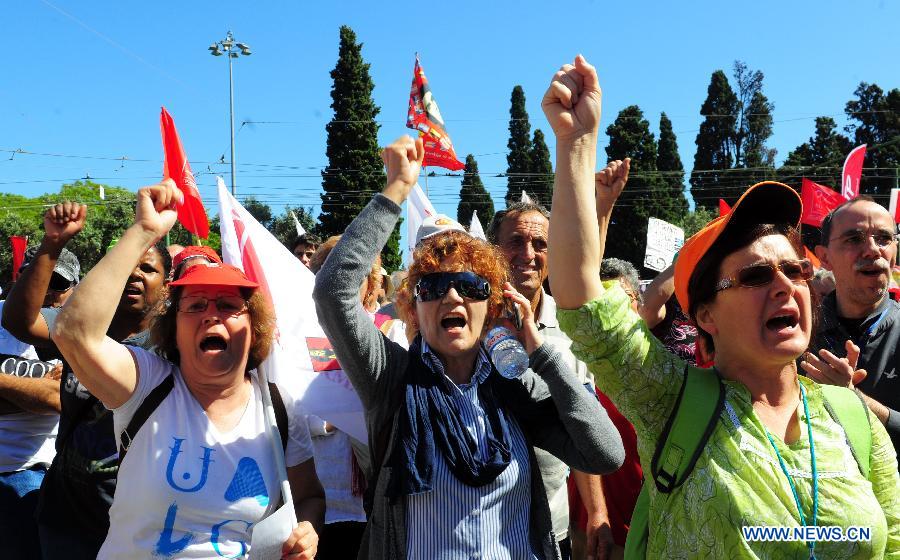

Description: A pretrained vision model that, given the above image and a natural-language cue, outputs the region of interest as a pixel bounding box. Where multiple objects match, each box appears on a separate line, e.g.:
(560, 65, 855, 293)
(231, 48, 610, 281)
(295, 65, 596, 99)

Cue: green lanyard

(764, 382, 818, 560)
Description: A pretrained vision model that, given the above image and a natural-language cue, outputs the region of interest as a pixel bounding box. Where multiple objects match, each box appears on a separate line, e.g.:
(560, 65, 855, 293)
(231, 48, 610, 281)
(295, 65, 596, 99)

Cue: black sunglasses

(48, 274, 75, 293)
(715, 259, 814, 292)
(414, 271, 491, 302)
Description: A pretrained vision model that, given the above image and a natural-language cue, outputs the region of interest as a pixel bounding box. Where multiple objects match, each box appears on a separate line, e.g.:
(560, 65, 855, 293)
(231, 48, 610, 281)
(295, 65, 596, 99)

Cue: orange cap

(673, 181, 802, 314)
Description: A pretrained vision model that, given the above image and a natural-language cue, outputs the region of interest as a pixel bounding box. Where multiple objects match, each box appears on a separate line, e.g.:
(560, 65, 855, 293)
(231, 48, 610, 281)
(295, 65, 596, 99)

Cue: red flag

(801, 178, 843, 227)
(718, 199, 731, 216)
(841, 144, 867, 200)
(804, 246, 821, 269)
(10, 236, 27, 280)
(406, 55, 464, 171)
(161, 107, 209, 238)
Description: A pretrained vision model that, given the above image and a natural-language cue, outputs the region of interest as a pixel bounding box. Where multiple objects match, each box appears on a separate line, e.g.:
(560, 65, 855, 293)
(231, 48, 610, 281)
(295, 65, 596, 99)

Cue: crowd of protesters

(0, 55, 896, 560)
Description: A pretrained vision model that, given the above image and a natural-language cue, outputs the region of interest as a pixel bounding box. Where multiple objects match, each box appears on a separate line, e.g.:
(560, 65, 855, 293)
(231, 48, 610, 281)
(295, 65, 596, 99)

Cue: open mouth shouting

(199, 333, 228, 354)
(440, 312, 467, 334)
(765, 307, 800, 335)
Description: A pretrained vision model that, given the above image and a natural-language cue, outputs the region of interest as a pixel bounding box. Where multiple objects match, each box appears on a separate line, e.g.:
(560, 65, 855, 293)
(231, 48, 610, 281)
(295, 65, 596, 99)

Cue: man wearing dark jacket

(806, 196, 900, 460)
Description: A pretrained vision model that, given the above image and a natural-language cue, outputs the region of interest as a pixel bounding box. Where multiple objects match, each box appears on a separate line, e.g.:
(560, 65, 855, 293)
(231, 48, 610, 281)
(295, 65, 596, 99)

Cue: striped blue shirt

(406, 341, 537, 560)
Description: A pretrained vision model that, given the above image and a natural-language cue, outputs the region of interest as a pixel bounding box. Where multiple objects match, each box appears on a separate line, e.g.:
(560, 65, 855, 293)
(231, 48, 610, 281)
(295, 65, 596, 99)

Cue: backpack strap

(118, 374, 175, 464)
(268, 381, 289, 452)
(650, 365, 726, 493)
(819, 384, 872, 479)
(625, 365, 725, 559)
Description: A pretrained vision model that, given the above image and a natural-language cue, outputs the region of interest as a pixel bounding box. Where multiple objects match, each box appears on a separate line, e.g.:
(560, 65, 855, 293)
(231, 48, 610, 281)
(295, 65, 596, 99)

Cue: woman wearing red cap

(543, 55, 898, 558)
(51, 180, 324, 559)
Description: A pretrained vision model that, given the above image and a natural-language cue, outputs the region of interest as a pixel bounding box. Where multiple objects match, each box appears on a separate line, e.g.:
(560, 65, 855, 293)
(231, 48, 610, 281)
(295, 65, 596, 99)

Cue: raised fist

(381, 136, 424, 204)
(43, 202, 87, 246)
(541, 55, 602, 142)
(134, 179, 182, 241)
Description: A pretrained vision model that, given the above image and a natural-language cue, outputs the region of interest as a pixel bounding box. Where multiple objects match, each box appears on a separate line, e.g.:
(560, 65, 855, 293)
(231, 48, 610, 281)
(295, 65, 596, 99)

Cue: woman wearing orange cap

(50, 180, 324, 559)
(543, 55, 898, 558)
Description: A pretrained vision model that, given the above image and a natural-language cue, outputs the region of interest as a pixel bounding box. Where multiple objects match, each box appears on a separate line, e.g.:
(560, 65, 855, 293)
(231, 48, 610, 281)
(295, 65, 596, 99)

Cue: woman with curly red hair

(313, 136, 624, 560)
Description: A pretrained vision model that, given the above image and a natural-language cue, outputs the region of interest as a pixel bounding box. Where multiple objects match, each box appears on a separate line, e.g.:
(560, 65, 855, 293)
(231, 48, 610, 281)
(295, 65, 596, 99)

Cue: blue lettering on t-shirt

(210, 519, 253, 558)
(165, 437, 215, 492)
(155, 502, 194, 557)
(224, 457, 270, 507)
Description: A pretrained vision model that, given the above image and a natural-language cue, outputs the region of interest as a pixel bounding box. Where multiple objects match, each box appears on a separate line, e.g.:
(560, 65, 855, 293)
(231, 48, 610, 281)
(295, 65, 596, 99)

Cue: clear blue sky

(3, 0, 898, 254)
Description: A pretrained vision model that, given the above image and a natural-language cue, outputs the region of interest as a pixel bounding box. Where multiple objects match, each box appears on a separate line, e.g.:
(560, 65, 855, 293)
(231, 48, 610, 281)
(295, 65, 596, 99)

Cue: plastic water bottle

(485, 326, 530, 379)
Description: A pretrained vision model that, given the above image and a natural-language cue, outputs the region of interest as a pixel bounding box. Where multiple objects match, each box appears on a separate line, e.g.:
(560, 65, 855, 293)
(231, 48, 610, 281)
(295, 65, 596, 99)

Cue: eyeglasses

(829, 230, 898, 249)
(48, 274, 75, 293)
(414, 271, 491, 302)
(176, 295, 248, 315)
(715, 259, 814, 292)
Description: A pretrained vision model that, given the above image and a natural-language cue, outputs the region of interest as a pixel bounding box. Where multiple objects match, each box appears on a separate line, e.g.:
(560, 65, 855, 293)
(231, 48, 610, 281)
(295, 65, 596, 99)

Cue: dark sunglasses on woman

(414, 271, 491, 302)
(715, 258, 814, 292)
(48, 273, 76, 293)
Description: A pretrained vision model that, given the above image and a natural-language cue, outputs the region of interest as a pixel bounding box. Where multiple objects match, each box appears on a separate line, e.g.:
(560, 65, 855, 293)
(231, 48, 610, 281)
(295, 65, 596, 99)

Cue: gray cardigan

(313, 193, 625, 560)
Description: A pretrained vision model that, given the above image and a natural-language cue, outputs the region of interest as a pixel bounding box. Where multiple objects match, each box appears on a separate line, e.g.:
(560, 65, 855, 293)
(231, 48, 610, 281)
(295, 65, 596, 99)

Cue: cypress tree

(317, 26, 401, 269)
(690, 70, 739, 211)
(845, 83, 900, 201)
(604, 105, 666, 269)
(505, 85, 533, 205)
(780, 116, 852, 190)
(656, 112, 689, 222)
(457, 154, 495, 229)
(528, 129, 554, 209)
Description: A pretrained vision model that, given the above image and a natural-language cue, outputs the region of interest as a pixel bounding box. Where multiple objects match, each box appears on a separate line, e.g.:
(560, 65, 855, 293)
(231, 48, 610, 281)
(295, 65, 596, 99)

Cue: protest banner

(644, 217, 684, 272)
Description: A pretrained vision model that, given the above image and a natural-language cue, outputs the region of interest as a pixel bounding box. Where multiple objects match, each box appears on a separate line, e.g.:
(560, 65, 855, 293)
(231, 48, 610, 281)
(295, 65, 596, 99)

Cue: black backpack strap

(268, 382, 288, 452)
(118, 374, 175, 463)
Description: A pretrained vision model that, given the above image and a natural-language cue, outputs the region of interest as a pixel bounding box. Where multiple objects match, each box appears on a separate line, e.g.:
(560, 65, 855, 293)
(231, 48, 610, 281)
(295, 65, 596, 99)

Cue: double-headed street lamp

(209, 31, 251, 196)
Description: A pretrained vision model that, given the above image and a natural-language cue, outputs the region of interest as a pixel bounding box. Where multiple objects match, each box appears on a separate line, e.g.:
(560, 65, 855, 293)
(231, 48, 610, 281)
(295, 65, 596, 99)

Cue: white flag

(520, 190, 532, 204)
(290, 210, 306, 236)
(216, 177, 367, 442)
(407, 183, 437, 257)
(98, 185, 105, 200)
(469, 210, 486, 240)
(890, 189, 900, 223)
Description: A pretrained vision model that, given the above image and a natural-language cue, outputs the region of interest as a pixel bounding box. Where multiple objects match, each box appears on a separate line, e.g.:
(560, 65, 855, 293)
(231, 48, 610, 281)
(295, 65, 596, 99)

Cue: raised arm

(595, 158, 630, 267)
(543, 56, 603, 310)
(51, 182, 180, 409)
(639, 263, 675, 329)
(312, 136, 424, 408)
(2, 202, 86, 347)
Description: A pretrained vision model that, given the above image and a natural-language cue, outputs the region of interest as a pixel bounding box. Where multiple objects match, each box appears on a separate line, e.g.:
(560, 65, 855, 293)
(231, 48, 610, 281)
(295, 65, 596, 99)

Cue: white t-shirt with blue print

(98, 347, 314, 559)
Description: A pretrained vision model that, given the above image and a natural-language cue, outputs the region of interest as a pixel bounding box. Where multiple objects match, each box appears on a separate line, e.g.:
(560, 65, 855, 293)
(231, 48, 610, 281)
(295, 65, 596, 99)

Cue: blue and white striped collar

(420, 339, 493, 389)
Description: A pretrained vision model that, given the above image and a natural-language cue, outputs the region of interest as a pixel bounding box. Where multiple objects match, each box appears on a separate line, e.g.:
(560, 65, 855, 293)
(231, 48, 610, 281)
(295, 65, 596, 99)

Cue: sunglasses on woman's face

(715, 259, 814, 292)
(48, 274, 75, 293)
(414, 271, 491, 302)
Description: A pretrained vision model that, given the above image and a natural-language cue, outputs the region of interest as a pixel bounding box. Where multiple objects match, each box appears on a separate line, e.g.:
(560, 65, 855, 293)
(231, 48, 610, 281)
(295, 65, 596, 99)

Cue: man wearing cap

(2, 202, 171, 559)
(808, 196, 900, 458)
(0, 247, 77, 560)
(489, 201, 607, 560)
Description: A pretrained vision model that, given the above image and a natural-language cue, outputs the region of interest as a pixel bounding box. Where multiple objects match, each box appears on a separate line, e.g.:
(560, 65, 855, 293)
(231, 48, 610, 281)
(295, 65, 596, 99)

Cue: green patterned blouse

(557, 282, 900, 559)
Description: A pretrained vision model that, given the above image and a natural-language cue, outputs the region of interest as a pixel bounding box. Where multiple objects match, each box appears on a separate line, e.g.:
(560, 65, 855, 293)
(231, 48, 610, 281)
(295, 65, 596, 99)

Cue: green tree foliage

(269, 206, 317, 249)
(505, 85, 533, 205)
(528, 129, 554, 209)
(318, 26, 399, 267)
(779, 117, 852, 190)
(457, 154, 495, 229)
(844, 83, 900, 202)
(604, 105, 667, 269)
(678, 206, 717, 238)
(656, 113, 689, 221)
(691, 70, 739, 211)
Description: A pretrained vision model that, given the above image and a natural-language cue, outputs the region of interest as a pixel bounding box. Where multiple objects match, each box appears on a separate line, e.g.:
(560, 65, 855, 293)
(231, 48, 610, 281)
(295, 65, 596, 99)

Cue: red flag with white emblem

(841, 144, 867, 200)
(801, 178, 843, 227)
(406, 55, 464, 171)
(161, 107, 209, 238)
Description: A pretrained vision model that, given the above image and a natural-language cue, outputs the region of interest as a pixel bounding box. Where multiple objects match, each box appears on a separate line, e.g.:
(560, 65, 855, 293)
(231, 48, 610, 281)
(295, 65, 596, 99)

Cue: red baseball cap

(168, 262, 259, 289)
(172, 246, 222, 271)
(673, 181, 802, 314)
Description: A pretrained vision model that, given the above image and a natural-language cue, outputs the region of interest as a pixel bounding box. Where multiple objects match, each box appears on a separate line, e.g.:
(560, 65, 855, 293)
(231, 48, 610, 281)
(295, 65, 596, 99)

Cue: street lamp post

(209, 31, 251, 197)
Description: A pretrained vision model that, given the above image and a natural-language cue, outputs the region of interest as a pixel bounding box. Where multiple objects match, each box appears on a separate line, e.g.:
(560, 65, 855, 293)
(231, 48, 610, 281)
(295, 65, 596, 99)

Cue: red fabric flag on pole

(161, 107, 209, 239)
(801, 178, 844, 227)
(406, 55, 464, 171)
(841, 144, 867, 200)
(718, 199, 731, 216)
(10, 236, 27, 280)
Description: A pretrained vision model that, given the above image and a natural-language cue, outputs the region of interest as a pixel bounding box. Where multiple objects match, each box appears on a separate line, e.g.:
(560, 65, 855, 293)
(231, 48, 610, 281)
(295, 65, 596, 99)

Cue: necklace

(764, 382, 818, 560)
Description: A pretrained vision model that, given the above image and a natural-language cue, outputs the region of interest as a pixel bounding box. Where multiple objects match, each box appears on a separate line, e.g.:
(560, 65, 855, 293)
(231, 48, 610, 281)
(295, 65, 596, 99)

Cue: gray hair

(487, 201, 551, 244)
(599, 258, 642, 304)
